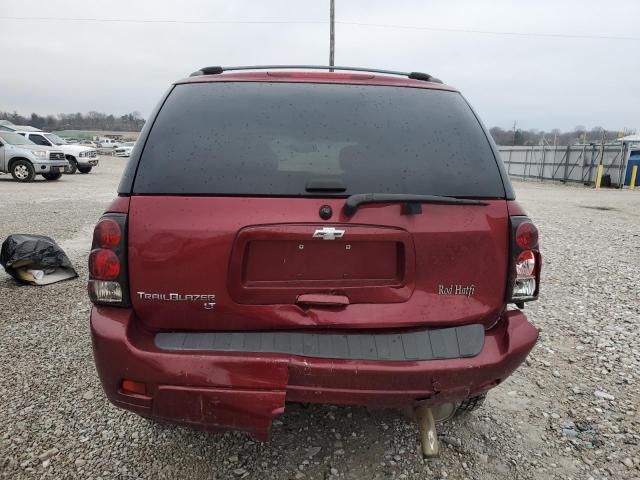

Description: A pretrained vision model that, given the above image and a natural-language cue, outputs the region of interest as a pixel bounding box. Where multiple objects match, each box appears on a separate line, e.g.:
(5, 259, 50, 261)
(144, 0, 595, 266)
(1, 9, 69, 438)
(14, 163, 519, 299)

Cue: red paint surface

(91, 306, 537, 439)
(153, 387, 285, 441)
(127, 197, 509, 331)
(105, 195, 130, 214)
(229, 223, 413, 305)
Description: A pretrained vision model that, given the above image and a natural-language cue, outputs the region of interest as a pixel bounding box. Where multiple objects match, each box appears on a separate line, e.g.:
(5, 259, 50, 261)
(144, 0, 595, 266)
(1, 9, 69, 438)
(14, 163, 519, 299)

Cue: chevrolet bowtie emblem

(312, 227, 345, 240)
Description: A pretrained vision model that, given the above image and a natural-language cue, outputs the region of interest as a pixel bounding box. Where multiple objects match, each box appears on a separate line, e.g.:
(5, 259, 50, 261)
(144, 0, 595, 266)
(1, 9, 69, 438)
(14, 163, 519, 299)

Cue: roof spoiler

(189, 65, 443, 84)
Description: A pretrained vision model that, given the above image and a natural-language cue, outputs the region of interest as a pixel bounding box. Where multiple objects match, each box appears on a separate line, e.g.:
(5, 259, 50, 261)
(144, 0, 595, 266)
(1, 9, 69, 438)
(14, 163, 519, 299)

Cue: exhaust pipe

(415, 404, 439, 458)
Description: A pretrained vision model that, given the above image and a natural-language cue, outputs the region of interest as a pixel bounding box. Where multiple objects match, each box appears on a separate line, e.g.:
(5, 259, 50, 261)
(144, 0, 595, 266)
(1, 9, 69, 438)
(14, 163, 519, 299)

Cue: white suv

(16, 131, 99, 174)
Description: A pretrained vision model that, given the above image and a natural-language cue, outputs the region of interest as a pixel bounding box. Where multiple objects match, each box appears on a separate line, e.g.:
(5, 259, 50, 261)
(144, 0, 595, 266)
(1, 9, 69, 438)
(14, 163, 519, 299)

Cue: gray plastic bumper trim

(154, 324, 485, 361)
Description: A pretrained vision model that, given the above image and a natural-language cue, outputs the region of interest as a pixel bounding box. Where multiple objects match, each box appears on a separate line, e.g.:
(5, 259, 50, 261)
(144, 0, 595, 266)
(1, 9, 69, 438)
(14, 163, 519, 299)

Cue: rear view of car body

(89, 69, 540, 440)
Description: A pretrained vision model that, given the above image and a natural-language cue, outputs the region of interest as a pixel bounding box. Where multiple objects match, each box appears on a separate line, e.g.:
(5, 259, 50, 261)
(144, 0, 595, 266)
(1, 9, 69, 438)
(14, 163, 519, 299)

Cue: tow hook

(415, 404, 440, 458)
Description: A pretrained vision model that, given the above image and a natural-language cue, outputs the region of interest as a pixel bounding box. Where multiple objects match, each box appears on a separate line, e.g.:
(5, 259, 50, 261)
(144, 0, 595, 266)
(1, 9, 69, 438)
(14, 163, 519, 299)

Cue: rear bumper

(91, 307, 538, 440)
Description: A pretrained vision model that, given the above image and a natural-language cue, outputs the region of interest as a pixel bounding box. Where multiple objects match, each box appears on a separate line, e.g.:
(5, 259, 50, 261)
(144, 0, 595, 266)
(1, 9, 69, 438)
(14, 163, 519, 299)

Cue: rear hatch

(126, 79, 510, 331)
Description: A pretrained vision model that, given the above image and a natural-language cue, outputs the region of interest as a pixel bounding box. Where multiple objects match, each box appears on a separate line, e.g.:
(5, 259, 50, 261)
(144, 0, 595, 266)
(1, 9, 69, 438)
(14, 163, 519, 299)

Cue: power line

(337, 21, 640, 41)
(1, 15, 639, 41)
(0, 16, 325, 25)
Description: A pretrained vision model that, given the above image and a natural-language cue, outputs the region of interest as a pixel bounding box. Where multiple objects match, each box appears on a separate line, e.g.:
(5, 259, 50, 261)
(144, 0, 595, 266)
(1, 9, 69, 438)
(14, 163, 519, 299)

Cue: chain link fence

(498, 144, 632, 187)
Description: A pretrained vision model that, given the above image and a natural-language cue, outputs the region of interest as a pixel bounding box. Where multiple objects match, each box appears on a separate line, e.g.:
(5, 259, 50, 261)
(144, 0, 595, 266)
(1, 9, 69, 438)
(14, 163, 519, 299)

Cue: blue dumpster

(624, 150, 640, 186)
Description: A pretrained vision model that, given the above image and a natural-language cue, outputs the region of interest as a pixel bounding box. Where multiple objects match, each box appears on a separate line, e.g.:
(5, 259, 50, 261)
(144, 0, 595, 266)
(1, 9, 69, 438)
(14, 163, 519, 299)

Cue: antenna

(329, 0, 335, 71)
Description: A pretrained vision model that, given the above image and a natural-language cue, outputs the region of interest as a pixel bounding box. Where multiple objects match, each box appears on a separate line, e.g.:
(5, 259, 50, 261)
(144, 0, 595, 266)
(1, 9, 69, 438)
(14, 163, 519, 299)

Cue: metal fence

(498, 144, 632, 186)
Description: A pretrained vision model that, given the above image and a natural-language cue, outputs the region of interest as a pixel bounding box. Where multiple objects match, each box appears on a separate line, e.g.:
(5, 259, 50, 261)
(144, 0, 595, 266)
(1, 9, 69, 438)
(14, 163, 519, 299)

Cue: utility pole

(329, 0, 335, 71)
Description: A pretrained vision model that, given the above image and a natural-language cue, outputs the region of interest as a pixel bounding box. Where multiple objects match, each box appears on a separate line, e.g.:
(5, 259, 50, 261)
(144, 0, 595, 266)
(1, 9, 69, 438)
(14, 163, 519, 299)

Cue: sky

(1, 0, 639, 131)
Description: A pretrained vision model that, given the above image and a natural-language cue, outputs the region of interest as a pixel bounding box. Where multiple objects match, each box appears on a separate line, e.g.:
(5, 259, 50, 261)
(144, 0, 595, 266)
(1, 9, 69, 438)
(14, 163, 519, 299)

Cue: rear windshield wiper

(343, 193, 488, 216)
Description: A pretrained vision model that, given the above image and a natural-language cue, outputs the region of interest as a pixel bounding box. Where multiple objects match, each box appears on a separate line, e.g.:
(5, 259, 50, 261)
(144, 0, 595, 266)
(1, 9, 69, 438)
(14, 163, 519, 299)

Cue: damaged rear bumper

(90, 307, 538, 440)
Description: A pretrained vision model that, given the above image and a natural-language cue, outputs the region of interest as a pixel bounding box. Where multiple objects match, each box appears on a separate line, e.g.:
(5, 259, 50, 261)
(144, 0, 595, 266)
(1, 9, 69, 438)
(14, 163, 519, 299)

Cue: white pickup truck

(0, 131, 68, 182)
(16, 131, 99, 174)
(97, 137, 121, 148)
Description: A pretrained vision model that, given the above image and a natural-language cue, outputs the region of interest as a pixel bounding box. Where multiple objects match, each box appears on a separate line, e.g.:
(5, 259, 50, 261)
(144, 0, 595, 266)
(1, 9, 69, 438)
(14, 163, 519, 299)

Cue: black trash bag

(0, 234, 78, 285)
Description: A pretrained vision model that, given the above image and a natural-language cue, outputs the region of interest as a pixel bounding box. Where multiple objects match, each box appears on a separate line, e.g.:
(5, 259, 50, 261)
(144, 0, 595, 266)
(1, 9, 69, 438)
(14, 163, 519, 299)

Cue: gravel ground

(1, 159, 639, 480)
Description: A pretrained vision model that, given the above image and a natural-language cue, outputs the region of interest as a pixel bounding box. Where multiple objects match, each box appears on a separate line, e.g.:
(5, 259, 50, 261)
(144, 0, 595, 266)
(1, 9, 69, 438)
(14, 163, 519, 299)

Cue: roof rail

(189, 65, 443, 83)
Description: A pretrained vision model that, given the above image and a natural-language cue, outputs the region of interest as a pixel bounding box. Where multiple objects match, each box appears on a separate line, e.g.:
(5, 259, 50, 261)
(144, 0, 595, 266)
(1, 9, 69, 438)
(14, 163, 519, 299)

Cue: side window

(29, 134, 51, 146)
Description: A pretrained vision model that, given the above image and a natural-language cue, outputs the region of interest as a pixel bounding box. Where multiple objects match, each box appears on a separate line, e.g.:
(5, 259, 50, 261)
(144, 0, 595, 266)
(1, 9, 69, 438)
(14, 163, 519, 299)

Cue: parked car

(0, 131, 67, 182)
(114, 142, 135, 157)
(88, 66, 540, 455)
(98, 138, 121, 149)
(16, 131, 99, 174)
(80, 140, 100, 148)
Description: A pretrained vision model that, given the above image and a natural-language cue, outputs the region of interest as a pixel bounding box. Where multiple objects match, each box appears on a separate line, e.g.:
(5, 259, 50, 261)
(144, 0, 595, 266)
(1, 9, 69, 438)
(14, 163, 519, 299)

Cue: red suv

(89, 66, 540, 456)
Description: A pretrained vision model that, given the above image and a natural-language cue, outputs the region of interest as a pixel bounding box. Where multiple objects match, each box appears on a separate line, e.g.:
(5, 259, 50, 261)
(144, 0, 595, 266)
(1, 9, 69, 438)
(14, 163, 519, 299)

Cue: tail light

(89, 249, 120, 279)
(507, 217, 541, 307)
(88, 214, 130, 306)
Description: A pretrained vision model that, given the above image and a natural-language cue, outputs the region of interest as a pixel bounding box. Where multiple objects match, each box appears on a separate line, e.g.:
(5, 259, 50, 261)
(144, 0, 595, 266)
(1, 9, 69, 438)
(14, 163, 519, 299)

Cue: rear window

(133, 82, 505, 197)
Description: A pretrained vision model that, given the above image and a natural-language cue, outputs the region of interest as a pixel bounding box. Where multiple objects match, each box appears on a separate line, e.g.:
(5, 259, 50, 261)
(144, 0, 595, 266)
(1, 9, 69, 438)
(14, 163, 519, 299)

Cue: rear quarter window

(132, 82, 506, 198)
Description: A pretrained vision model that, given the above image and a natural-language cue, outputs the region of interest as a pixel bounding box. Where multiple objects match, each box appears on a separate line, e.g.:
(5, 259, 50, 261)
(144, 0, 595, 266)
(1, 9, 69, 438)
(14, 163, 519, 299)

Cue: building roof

(617, 134, 640, 143)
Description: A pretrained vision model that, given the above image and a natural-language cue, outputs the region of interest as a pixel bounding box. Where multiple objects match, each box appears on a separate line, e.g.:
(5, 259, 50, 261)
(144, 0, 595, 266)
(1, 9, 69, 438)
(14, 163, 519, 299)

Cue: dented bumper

(91, 307, 538, 440)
